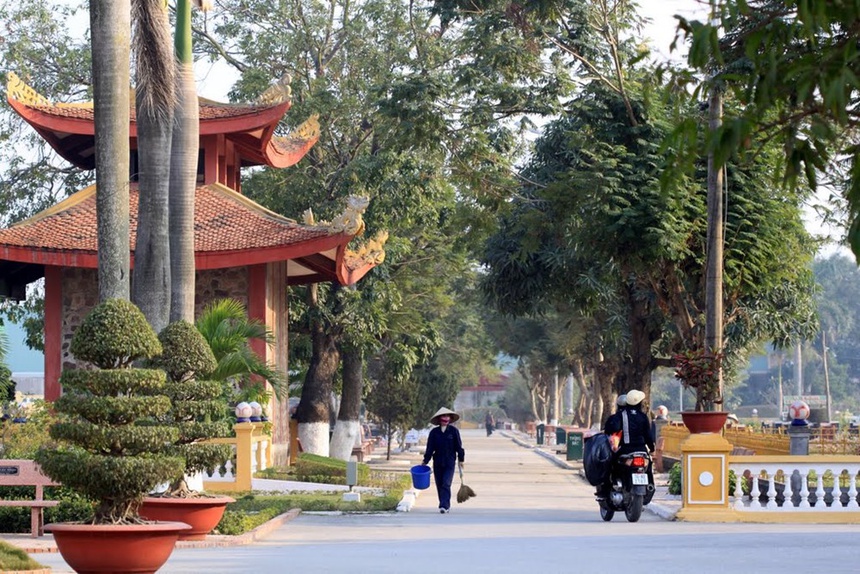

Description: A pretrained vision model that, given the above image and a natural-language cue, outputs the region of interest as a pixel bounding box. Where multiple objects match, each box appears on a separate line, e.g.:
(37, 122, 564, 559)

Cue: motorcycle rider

(597, 389, 654, 500)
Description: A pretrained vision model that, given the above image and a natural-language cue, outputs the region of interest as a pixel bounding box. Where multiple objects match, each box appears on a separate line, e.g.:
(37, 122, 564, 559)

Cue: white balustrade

(203, 457, 236, 482)
(729, 456, 860, 513)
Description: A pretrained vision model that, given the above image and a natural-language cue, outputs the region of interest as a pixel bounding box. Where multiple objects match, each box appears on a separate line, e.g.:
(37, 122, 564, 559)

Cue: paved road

(27, 429, 860, 573)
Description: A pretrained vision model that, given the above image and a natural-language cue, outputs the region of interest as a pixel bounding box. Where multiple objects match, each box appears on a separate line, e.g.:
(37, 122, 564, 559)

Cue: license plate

(631, 473, 648, 485)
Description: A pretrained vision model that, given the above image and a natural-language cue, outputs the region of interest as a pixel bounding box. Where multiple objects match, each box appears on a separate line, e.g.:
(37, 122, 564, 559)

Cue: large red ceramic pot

(45, 521, 191, 574)
(139, 496, 234, 541)
(680, 411, 729, 434)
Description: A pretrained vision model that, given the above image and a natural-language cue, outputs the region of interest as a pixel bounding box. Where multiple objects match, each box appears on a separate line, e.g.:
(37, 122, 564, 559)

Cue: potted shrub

(674, 347, 728, 433)
(35, 299, 190, 574)
(139, 320, 235, 540)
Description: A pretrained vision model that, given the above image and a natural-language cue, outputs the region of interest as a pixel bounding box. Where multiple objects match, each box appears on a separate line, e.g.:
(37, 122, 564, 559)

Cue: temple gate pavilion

(0, 72, 383, 463)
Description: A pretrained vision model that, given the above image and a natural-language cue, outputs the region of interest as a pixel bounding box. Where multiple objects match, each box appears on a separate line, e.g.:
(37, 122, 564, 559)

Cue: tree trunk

(132, 0, 175, 333)
(330, 346, 363, 461)
(296, 284, 340, 457)
(169, 0, 198, 324)
(619, 276, 660, 405)
(705, 84, 725, 410)
(91, 0, 131, 302)
(573, 360, 589, 427)
(596, 362, 617, 426)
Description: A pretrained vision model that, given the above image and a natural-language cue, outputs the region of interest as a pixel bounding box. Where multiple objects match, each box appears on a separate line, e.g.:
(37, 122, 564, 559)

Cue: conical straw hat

(430, 407, 460, 425)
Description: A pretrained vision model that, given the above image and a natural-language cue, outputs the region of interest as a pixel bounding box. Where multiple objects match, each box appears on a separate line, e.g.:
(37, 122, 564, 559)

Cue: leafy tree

(481, 63, 818, 422)
(411, 358, 460, 431)
(197, 0, 505, 457)
(0, 2, 93, 335)
(0, 1, 92, 227)
(810, 254, 860, 411)
(670, 0, 860, 256)
(365, 373, 417, 461)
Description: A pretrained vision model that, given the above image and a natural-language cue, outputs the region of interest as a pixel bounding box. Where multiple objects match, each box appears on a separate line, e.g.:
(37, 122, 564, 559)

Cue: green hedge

(0, 486, 94, 533)
(294, 453, 370, 484)
(213, 491, 403, 535)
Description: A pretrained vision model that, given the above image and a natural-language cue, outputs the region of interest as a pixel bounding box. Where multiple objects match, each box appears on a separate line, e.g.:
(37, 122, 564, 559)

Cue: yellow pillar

(676, 432, 737, 522)
(232, 422, 255, 492)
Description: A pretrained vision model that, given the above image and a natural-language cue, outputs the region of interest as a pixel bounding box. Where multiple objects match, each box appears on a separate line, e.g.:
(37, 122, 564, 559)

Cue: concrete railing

(202, 422, 272, 492)
(729, 455, 860, 519)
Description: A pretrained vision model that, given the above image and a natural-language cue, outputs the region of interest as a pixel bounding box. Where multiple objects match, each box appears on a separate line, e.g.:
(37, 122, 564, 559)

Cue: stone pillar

(653, 418, 668, 442)
(788, 423, 811, 455)
(677, 432, 736, 521)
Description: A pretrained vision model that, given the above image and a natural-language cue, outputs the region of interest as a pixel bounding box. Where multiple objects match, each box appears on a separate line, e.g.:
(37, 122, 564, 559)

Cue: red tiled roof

(24, 101, 280, 124)
(0, 183, 351, 270)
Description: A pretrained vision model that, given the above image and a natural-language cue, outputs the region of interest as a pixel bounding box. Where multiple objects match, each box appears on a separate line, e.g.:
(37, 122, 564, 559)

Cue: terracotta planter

(680, 411, 728, 434)
(45, 521, 191, 574)
(139, 496, 235, 541)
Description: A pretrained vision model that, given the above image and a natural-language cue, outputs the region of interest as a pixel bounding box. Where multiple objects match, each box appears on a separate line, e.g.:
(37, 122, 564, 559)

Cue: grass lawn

(215, 489, 404, 535)
(0, 540, 46, 571)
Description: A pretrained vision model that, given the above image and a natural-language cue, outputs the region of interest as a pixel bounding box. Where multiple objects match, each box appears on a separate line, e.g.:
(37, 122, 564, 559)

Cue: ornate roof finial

(258, 74, 293, 105)
(6, 72, 51, 107)
(348, 230, 388, 265)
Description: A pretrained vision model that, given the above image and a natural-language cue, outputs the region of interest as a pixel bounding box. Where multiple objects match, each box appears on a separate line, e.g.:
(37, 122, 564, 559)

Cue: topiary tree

(35, 299, 184, 524)
(151, 320, 233, 497)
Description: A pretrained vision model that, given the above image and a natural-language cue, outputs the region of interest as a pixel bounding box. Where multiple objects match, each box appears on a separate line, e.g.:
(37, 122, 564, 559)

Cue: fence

(728, 455, 860, 521)
(660, 423, 860, 461)
(202, 422, 272, 492)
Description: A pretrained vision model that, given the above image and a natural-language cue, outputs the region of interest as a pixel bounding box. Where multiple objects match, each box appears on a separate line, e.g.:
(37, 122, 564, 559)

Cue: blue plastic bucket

(410, 465, 431, 490)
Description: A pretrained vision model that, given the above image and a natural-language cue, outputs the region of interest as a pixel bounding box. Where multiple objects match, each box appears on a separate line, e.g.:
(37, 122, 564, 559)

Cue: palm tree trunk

(131, 0, 175, 333)
(169, 0, 198, 324)
(330, 345, 362, 461)
(91, 0, 131, 301)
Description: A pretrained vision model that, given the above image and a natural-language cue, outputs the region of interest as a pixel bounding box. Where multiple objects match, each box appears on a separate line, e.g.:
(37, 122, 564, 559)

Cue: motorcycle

(598, 450, 655, 523)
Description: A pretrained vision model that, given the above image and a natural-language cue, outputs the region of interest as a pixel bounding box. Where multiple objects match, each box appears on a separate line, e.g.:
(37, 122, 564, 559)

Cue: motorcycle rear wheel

(625, 494, 643, 522)
(599, 502, 615, 522)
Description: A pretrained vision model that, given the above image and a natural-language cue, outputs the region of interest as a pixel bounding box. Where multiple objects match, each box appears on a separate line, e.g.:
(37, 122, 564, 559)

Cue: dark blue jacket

(604, 407, 655, 455)
(422, 425, 465, 466)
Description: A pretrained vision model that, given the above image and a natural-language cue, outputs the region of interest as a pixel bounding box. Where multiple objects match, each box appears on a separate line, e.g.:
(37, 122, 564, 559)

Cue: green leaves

(673, 0, 860, 260)
(69, 300, 162, 369)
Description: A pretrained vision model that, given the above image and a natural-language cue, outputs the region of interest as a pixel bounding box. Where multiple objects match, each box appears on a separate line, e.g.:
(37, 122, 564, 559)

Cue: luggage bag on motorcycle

(583, 433, 613, 486)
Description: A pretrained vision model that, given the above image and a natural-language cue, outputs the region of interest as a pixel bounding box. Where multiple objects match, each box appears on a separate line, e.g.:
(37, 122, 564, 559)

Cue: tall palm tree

(91, 0, 131, 301)
(131, 0, 175, 333)
(169, 0, 210, 323)
(195, 299, 286, 398)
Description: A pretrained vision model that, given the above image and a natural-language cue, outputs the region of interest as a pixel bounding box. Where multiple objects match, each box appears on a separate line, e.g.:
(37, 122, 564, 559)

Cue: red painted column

(43, 266, 63, 401)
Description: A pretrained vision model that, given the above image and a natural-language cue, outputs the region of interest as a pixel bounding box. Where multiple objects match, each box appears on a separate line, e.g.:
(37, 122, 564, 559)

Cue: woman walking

(422, 407, 465, 513)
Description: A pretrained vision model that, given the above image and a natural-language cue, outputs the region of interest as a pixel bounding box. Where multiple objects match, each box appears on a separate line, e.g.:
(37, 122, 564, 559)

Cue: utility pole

(822, 332, 832, 422)
(705, 82, 724, 412)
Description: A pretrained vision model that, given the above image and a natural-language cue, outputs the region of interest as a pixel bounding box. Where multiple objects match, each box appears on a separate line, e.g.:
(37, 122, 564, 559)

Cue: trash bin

(536, 423, 545, 445)
(556, 427, 567, 446)
(566, 431, 584, 461)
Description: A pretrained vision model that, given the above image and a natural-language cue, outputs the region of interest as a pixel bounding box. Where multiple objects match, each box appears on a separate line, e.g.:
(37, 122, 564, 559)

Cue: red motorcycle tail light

(631, 456, 646, 467)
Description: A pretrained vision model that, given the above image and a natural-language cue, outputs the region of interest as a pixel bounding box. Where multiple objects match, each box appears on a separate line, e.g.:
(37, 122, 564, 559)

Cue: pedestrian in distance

(422, 407, 465, 514)
(485, 410, 495, 437)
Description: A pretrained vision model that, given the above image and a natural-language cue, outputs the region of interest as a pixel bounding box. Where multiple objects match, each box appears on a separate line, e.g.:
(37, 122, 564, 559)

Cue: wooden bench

(0, 459, 60, 537)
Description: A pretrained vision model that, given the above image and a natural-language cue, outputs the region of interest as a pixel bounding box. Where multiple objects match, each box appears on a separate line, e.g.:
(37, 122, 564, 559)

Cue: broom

(456, 466, 476, 503)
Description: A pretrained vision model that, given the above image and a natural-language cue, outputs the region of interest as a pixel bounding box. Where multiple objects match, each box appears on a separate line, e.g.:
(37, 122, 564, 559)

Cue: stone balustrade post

(233, 422, 255, 491)
(677, 431, 736, 521)
(788, 423, 811, 455)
